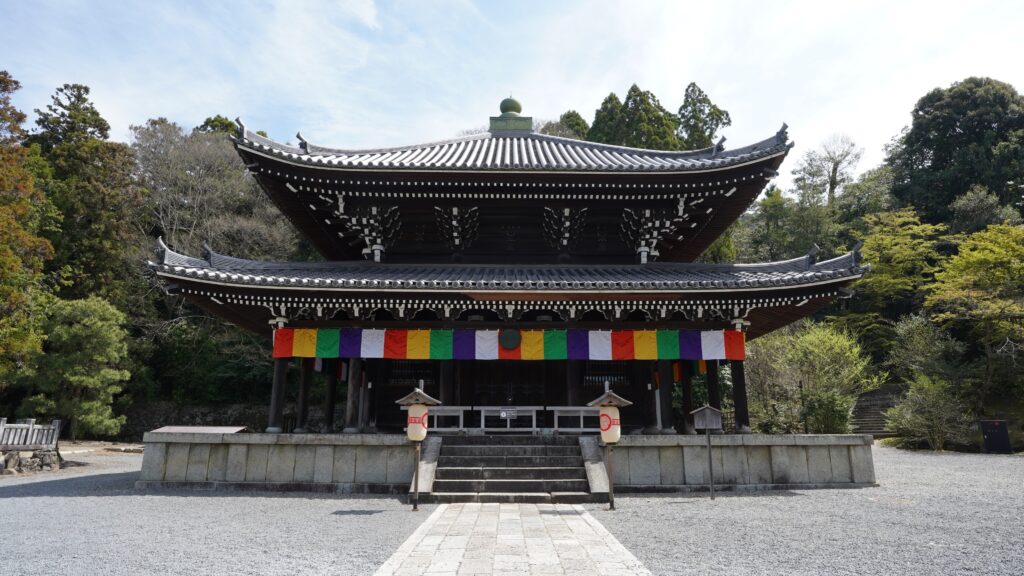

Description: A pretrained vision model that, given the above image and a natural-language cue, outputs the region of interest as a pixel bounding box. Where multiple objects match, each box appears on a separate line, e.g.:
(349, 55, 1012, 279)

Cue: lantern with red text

(587, 390, 633, 445)
(395, 388, 441, 442)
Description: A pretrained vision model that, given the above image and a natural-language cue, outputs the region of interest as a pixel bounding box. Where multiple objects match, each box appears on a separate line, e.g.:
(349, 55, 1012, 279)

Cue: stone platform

(608, 433, 876, 491)
(134, 431, 876, 495)
(135, 432, 415, 493)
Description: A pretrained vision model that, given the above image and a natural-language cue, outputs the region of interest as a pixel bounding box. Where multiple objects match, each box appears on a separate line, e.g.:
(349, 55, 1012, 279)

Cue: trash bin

(980, 420, 1012, 454)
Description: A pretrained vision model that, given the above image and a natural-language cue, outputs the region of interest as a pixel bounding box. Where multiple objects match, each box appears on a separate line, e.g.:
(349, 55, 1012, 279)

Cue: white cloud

(5, 0, 1024, 192)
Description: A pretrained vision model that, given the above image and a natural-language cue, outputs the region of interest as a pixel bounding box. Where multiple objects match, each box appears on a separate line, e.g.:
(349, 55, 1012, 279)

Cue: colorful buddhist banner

(272, 328, 745, 361)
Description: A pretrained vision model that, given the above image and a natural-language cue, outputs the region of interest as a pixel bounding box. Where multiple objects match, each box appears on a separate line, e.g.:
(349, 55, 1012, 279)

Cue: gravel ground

(4, 445, 1022, 575)
(587, 445, 1024, 576)
(1, 450, 434, 576)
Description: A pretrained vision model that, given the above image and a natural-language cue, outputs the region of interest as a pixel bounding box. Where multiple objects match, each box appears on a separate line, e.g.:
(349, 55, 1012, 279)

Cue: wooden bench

(0, 418, 61, 452)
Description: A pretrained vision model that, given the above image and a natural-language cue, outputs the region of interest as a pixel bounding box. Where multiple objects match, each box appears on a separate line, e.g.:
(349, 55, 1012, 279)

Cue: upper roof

(150, 239, 866, 294)
(233, 123, 792, 174)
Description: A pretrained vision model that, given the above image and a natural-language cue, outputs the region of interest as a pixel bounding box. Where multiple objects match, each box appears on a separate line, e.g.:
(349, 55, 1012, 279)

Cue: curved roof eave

(232, 124, 793, 175)
(147, 241, 867, 295)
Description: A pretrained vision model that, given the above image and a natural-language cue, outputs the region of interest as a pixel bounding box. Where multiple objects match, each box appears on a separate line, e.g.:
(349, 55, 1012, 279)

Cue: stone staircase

(429, 435, 597, 503)
(852, 385, 902, 438)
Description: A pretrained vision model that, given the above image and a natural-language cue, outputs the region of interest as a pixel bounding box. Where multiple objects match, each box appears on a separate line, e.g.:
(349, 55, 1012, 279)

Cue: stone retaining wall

(135, 432, 414, 493)
(607, 434, 876, 491)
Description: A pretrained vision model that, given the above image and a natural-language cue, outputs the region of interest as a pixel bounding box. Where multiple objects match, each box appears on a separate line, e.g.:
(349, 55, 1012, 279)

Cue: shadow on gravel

(331, 509, 385, 516)
(0, 471, 140, 498)
(614, 491, 805, 500)
(0, 472, 406, 504)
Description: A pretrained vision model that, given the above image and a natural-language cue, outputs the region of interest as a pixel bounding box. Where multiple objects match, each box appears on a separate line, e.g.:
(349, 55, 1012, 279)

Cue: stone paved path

(373, 503, 652, 576)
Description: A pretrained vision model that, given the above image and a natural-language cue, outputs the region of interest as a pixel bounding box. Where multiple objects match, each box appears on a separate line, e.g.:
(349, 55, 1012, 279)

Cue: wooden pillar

(730, 360, 751, 433)
(343, 358, 362, 433)
(359, 361, 372, 432)
(706, 360, 722, 410)
(323, 360, 340, 433)
(657, 361, 675, 433)
(566, 360, 583, 405)
(439, 360, 454, 404)
(706, 360, 723, 432)
(294, 358, 314, 433)
(681, 367, 696, 434)
(266, 358, 289, 433)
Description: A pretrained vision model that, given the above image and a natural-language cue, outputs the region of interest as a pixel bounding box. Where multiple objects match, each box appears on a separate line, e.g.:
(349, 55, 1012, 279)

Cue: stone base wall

(136, 432, 414, 493)
(606, 434, 876, 490)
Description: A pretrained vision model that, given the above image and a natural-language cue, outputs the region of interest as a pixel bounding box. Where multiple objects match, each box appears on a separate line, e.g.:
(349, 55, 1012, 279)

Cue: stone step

(427, 491, 599, 504)
(437, 455, 584, 468)
(435, 466, 588, 480)
(437, 435, 580, 446)
(440, 445, 581, 457)
(432, 478, 591, 493)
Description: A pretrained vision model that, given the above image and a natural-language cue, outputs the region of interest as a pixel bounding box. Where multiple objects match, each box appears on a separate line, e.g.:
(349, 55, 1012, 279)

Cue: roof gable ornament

(775, 123, 789, 145)
(489, 96, 533, 133)
(711, 136, 726, 157)
(805, 244, 820, 270)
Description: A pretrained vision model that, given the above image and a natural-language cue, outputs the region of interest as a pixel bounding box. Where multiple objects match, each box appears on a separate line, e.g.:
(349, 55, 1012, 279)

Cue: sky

(4, 0, 1024, 188)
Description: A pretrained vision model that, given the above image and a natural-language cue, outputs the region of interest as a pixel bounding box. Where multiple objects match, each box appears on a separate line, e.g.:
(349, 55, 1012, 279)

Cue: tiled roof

(233, 124, 792, 173)
(151, 239, 865, 293)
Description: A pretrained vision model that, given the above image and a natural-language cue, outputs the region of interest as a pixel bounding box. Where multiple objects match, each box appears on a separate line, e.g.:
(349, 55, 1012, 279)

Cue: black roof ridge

(151, 241, 862, 274)
(233, 123, 790, 162)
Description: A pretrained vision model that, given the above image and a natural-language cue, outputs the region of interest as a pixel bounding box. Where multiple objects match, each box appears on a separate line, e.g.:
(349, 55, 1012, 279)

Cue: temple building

(149, 98, 866, 437)
(139, 99, 876, 500)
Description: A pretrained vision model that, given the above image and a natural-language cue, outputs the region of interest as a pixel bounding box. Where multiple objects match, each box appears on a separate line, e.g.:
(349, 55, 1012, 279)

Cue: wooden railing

(0, 418, 61, 451)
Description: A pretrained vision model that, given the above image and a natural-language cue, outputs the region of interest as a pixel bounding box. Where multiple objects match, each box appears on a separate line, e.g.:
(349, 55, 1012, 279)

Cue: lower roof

(150, 239, 866, 294)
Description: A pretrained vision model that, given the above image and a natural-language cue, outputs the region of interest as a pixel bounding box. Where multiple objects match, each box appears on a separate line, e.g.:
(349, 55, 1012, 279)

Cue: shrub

(799, 389, 854, 434)
(885, 374, 971, 450)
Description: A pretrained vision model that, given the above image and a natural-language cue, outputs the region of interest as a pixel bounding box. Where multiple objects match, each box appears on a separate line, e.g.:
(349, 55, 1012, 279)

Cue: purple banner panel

(453, 329, 476, 360)
(567, 330, 589, 360)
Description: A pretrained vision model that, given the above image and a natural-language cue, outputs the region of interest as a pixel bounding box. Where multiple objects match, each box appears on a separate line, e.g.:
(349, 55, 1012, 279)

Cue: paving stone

(373, 503, 650, 576)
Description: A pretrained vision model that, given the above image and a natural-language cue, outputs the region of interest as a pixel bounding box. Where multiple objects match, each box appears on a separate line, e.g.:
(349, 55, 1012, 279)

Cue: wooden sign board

(691, 405, 722, 430)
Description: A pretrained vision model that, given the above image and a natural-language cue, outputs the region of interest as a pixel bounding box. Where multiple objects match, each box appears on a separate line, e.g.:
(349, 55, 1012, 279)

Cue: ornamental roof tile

(150, 239, 865, 293)
(233, 124, 792, 174)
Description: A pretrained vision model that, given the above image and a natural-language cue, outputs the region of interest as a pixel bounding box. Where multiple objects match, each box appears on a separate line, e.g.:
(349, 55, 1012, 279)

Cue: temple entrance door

(456, 361, 566, 409)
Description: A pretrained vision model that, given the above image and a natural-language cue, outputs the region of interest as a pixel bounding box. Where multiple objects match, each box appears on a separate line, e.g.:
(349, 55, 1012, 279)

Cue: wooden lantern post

(587, 390, 633, 511)
(690, 405, 723, 500)
(396, 387, 441, 511)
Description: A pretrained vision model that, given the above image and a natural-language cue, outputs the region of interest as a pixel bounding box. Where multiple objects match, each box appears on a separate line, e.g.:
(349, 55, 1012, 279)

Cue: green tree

(744, 322, 881, 433)
(783, 322, 882, 396)
(834, 165, 897, 242)
(793, 135, 862, 209)
(28, 84, 110, 154)
(926, 224, 1024, 407)
(886, 314, 965, 384)
(742, 185, 796, 261)
(32, 85, 146, 310)
(885, 374, 971, 450)
(194, 114, 237, 135)
(698, 224, 738, 263)
(617, 84, 679, 150)
(855, 209, 946, 315)
(0, 71, 53, 384)
(676, 82, 732, 149)
(541, 111, 589, 140)
(130, 118, 294, 404)
(18, 296, 130, 439)
(948, 184, 1022, 234)
(887, 77, 1024, 221)
(587, 93, 624, 145)
(559, 111, 589, 139)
